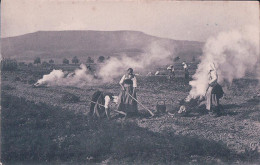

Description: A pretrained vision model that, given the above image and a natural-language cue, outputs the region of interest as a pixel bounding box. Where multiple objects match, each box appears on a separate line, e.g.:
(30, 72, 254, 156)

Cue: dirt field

(1, 65, 260, 164)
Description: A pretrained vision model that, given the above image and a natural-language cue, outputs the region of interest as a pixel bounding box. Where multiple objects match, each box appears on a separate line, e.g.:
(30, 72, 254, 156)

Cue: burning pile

(178, 97, 205, 114)
(35, 42, 175, 87)
(187, 25, 259, 100)
(180, 25, 259, 114)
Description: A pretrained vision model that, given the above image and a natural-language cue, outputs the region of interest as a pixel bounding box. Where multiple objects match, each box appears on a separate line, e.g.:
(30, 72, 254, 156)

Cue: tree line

(1, 56, 108, 71)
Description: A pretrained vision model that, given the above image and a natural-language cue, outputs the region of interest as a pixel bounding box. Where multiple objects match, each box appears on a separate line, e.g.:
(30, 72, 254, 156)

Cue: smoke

(36, 42, 174, 87)
(187, 25, 260, 100)
(99, 42, 173, 82)
(36, 64, 98, 87)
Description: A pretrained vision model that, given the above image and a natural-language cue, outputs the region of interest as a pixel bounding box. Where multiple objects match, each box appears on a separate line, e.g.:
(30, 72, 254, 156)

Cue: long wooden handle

(127, 93, 154, 116)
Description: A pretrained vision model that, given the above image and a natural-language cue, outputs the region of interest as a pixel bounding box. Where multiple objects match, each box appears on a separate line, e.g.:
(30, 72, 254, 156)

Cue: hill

(1, 30, 204, 63)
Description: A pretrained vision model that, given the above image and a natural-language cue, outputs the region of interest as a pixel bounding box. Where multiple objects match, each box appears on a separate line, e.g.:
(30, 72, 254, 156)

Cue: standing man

(182, 62, 189, 81)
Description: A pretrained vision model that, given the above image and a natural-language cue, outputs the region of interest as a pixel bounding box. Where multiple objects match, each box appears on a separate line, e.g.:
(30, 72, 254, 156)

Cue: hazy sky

(1, 0, 259, 41)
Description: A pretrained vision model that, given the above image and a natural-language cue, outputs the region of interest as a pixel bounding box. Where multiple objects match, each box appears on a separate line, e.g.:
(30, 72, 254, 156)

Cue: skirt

(206, 86, 220, 111)
(117, 85, 138, 114)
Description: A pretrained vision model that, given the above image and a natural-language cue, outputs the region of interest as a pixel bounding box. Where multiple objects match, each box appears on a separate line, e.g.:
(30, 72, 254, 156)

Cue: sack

(156, 100, 166, 113)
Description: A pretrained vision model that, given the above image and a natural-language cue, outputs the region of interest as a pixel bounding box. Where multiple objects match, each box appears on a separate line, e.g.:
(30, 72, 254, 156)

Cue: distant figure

(182, 62, 189, 80)
(206, 63, 224, 117)
(167, 65, 175, 80)
(155, 71, 160, 75)
(89, 90, 118, 119)
(147, 72, 152, 76)
(117, 68, 138, 115)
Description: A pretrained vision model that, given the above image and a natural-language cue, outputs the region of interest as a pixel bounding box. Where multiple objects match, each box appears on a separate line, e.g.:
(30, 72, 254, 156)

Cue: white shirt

(119, 75, 137, 88)
(104, 96, 111, 109)
(183, 63, 187, 69)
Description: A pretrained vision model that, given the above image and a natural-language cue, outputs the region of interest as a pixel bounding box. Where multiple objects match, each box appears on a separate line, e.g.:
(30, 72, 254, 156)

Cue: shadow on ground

(1, 93, 258, 164)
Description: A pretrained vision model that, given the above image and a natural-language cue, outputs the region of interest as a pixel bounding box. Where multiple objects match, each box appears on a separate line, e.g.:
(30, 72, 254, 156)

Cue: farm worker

(89, 90, 118, 119)
(182, 62, 189, 80)
(205, 63, 224, 116)
(117, 68, 138, 115)
(167, 65, 175, 80)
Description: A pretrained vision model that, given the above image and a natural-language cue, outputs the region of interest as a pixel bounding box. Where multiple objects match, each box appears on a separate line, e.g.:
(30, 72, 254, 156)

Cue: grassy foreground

(2, 92, 259, 165)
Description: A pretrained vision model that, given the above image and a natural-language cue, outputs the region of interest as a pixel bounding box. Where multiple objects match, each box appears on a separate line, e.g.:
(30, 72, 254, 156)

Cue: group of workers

(88, 62, 223, 119)
(166, 62, 189, 81)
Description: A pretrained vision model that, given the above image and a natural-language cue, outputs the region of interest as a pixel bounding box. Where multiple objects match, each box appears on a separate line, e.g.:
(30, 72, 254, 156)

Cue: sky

(1, 0, 259, 41)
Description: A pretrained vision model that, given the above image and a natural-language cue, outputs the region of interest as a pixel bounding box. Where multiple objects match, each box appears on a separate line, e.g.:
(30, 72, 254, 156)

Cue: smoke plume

(36, 42, 174, 87)
(36, 64, 98, 87)
(187, 25, 259, 100)
(99, 42, 173, 82)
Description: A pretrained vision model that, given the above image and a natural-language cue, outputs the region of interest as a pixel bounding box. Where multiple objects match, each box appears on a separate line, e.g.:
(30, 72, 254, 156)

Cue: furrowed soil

(1, 66, 260, 165)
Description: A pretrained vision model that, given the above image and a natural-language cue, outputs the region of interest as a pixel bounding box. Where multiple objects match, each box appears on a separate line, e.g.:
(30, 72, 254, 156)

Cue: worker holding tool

(205, 63, 224, 117)
(117, 68, 138, 115)
(88, 90, 122, 119)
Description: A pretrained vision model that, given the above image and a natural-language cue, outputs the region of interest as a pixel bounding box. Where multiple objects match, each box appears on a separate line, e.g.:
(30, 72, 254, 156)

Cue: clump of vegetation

(49, 59, 54, 64)
(34, 57, 41, 66)
(63, 58, 69, 65)
(61, 93, 80, 103)
(1, 58, 18, 71)
(42, 61, 50, 67)
(86, 57, 94, 64)
(97, 56, 105, 63)
(72, 56, 79, 65)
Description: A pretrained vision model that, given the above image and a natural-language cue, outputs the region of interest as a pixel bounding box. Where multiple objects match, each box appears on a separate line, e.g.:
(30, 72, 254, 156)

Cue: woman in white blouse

(117, 68, 138, 115)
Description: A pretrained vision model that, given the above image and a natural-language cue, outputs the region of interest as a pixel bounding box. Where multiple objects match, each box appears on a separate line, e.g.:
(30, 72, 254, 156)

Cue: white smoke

(36, 42, 174, 87)
(99, 42, 173, 82)
(187, 25, 260, 100)
(36, 64, 98, 87)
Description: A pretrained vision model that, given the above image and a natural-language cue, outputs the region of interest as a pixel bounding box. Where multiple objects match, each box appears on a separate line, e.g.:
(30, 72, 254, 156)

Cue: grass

(1, 64, 260, 164)
(2, 93, 238, 164)
(61, 93, 80, 103)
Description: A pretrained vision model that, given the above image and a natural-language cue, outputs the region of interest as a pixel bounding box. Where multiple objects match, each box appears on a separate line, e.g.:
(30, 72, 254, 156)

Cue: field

(1, 63, 260, 164)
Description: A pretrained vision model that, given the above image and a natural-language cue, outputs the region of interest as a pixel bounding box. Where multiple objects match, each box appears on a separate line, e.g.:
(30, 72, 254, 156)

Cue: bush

(34, 57, 41, 65)
(63, 58, 69, 65)
(97, 56, 105, 63)
(61, 93, 80, 103)
(42, 61, 50, 67)
(86, 57, 94, 64)
(1, 58, 18, 71)
(72, 56, 79, 65)
(49, 59, 54, 64)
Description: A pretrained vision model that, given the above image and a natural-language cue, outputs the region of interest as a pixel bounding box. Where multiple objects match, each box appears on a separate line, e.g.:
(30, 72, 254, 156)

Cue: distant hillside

(1, 30, 204, 63)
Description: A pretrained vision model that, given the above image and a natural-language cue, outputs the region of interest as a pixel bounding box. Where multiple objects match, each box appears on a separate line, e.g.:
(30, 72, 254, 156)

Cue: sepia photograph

(1, 0, 260, 164)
